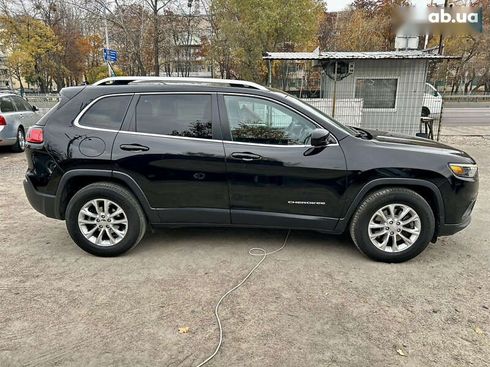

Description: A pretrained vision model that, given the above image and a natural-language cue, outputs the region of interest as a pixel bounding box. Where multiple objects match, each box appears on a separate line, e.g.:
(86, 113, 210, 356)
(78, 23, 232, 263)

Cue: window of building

(78, 95, 132, 130)
(355, 78, 398, 109)
(135, 94, 212, 139)
(224, 95, 316, 145)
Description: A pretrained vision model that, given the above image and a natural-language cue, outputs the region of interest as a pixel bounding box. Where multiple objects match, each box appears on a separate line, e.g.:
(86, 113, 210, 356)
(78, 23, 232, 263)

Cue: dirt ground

(0, 136, 489, 367)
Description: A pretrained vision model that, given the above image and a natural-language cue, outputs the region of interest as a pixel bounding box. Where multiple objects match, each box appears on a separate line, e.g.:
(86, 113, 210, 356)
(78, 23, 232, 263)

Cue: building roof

(262, 50, 460, 60)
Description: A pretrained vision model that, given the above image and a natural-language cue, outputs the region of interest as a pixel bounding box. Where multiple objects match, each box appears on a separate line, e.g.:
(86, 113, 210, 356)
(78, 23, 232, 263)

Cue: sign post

(103, 48, 118, 77)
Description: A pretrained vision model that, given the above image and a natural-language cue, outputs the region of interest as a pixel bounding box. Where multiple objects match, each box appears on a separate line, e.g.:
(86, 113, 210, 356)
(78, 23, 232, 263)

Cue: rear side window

(0, 97, 15, 113)
(79, 95, 132, 130)
(135, 94, 212, 139)
(12, 96, 32, 111)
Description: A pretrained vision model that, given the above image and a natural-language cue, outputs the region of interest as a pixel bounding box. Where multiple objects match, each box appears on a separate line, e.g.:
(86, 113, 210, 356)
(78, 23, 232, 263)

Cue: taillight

(27, 127, 44, 144)
(0, 115, 6, 125)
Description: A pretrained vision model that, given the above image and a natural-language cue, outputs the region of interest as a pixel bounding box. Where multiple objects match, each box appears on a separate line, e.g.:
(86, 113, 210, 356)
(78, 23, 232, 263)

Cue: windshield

(268, 90, 357, 136)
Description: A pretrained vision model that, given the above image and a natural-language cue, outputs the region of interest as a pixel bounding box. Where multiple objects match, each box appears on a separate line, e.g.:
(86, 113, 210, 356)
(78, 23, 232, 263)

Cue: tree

(319, 0, 410, 51)
(86, 64, 124, 83)
(0, 15, 62, 92)
(144, 0, 172, 76)
(209, 0, 324, 81)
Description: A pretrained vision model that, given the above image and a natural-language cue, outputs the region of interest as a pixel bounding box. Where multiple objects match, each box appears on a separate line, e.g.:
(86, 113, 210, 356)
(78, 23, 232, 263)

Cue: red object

(0, 115, 6, 125)
(27, 127, 44, 143)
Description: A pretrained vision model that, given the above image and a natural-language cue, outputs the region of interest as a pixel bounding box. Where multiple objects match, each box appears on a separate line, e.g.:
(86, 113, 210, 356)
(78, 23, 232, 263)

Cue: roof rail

(92, 76, 268, 90)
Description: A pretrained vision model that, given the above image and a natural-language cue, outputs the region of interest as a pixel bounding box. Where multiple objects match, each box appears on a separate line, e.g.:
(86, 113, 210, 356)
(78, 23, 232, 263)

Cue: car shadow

(130, 226, 360, 259)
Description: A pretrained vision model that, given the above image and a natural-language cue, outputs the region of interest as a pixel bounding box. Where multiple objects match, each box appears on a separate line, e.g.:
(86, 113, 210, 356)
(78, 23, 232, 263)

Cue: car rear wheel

(349, 187, 435, 263)
(11, 128, 25, 153)
(65, 182, 146, 256)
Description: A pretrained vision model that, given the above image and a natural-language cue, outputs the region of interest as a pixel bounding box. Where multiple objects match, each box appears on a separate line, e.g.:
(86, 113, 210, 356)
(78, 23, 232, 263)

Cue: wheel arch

(336, 178, 444, 233)
(55, 169, 156, 222)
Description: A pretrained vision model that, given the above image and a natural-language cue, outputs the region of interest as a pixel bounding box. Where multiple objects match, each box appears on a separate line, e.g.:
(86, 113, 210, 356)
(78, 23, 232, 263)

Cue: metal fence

(24, 94, 59, 115)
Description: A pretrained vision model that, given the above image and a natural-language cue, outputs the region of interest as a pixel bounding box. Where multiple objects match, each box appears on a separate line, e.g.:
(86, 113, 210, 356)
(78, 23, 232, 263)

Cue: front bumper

(438, 215, 471, 236)
(437, 197, 476, 236)
(24, 176, 58, 219)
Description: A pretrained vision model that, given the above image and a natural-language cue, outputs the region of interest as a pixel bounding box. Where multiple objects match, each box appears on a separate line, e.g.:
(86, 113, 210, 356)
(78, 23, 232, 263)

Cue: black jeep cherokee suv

(24, 77, 478, 262)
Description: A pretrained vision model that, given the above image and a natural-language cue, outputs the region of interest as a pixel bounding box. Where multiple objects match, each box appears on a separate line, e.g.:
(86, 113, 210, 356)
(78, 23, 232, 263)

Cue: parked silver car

(0, 93, 40, 152)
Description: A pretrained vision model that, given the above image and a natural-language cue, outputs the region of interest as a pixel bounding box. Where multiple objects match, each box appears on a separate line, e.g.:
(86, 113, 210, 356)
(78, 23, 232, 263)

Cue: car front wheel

(65, 182, 146, 256)
(349, 187, 435, 263)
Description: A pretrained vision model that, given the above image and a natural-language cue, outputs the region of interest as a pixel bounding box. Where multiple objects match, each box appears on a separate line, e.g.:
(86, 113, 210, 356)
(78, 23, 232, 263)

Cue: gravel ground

(0, 137, 489, 367)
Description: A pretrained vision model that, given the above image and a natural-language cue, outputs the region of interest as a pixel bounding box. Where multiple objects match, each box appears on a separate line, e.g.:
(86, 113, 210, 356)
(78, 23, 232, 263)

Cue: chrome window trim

(73, 91, 338, 147)
(222, 140, 312, 148)
(117, 129, 223, 144)
(73, 93, 134, 133)
(73, 91, 215, 136)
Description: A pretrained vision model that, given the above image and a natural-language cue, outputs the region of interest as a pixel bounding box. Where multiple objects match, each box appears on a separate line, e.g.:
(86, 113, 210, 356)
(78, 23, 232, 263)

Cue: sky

(326, 0, 354, 12)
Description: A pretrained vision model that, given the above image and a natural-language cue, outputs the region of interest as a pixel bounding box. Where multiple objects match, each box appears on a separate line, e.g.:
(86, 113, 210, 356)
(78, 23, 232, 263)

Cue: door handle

(230, 152, 262, 161)
(120, 143, 150, 152)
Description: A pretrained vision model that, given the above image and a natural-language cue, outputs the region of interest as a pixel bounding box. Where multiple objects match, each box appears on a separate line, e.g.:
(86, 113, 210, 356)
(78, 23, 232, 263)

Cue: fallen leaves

(474, 326, 484, 335)
(396, 348, 408, 357)
(178, 326, 190, 334)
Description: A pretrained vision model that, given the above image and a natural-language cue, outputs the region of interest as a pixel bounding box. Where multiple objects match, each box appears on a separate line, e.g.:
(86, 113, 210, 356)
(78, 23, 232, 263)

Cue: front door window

(223, 95, 317, 145)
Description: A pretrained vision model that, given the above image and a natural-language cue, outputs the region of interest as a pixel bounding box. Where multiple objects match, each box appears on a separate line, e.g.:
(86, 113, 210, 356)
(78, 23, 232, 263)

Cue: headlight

(449, 163, 478, 178)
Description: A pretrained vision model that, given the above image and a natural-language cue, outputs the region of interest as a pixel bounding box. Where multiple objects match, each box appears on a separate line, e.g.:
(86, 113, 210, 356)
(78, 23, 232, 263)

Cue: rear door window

(135, 94, 212, 139)
(12, 96, 31, 111)
(0, 97, 16, 113)
(78, 95, 132, 130)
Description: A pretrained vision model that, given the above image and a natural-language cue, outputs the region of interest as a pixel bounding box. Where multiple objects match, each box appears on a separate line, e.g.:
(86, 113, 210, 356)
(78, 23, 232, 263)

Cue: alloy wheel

(368, 203, 421, 252)
(78, 199, 128, 246)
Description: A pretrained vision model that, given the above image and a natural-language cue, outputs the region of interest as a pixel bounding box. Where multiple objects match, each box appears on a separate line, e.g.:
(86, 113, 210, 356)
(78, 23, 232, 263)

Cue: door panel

(112, 93, 230, 224)
(219, 94, 347, 230)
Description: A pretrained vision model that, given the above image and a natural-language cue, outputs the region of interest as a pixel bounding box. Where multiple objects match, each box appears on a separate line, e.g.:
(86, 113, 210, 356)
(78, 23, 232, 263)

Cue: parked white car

(422, 83, 443, 117)
(0, 93, 40, 152)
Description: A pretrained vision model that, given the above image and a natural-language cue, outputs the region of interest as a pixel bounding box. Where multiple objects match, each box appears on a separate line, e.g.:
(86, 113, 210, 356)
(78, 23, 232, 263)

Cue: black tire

(65, 182, 146, 257)
(421, 106, 430, 117)
(11, 127, 25, 153)
(349, 187, 435, 263)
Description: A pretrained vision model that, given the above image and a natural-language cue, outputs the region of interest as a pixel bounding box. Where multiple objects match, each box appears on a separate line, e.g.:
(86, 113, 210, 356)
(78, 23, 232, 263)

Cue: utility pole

(331, 61, 338, 118)
(438, 0, 449, 55)
(103, 2, 111, 77)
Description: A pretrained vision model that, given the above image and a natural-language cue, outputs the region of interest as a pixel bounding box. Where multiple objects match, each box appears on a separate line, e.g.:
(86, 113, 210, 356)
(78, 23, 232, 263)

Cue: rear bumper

(0, 138, 16, 146)
(23, 176, 58, 219)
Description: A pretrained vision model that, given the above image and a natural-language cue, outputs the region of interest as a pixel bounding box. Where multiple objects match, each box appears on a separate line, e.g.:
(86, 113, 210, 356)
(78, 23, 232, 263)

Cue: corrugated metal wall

(316, 59, 428, 135)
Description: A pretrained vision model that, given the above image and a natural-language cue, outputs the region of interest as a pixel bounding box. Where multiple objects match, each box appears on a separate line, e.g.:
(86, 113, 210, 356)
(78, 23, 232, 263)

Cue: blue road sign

(103, 48, 118, 62)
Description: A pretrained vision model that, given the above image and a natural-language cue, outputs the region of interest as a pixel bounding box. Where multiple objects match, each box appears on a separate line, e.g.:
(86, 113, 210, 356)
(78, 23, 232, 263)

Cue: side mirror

(433, 91, 439, 97)
(32, 105, 38, 112)
(310, 128, 332, 147)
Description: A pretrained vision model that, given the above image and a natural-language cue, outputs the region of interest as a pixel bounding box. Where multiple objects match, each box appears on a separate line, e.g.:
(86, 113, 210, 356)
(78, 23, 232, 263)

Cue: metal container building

(263, 50, 459, 136)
